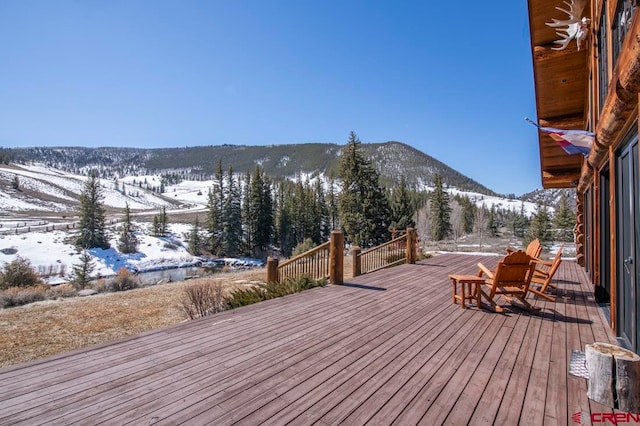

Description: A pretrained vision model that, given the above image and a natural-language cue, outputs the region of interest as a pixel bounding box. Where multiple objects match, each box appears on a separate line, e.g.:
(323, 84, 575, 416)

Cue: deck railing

(266, 228, 417, 283)
(275, 240, 331, 282)
(267, 231, 344, 284)
(352, 228, 417, 277)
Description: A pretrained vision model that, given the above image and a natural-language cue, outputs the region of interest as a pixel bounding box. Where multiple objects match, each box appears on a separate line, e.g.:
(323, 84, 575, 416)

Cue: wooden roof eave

(527, 0, 590, 189)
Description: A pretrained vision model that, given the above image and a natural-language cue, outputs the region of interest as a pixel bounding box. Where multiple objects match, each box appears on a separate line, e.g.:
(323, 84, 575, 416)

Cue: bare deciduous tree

(474, 203, 487, 252)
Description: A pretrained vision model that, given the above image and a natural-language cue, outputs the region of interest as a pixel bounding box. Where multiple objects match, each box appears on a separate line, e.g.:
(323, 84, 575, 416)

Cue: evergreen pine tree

(510, 203, 530, 237)
(293, 178, 312, 244)
(526, 202, 554, 250)
(390, 175, 416, 231)
(117, 203, 139, 254)
(275, 180, 296, 256)
(71, 251, 96, 290)
(159, 206, 168, 237)
(313, 179, 330, 242)
(429, 174, 452, 241)
(206, 186, 222, 254)
(460, 195, 476, 234)
(488, 205, 498, 237)
(222, 166, 242, 256)
(259, 174, 274, 251)
(76, 174, 109, 249)
(338, 131, 391, 247)
(152, 215, 160, 237)
(189, 217, 202, 255)
(253, 167, 273, 253)
(474, 203, 488, 251)
(554, 192, 576, 241)
(327, 169, 339, 231)
(242, 170, 253, 254)
(11, 176, 19, 191)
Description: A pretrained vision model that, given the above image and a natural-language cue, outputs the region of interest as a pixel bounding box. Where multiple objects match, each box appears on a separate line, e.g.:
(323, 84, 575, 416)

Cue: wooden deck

(0, 253, 616, 425)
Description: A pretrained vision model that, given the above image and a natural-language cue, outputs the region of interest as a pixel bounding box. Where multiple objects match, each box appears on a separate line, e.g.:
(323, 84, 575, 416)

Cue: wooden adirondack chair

(529, 245, 563, 302)
(507, 238, 542, 259)
(477, 250, 537, 312)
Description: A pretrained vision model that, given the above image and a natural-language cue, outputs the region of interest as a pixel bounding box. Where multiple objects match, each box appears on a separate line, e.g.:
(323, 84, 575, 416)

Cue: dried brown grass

(0, 268, 265, 368)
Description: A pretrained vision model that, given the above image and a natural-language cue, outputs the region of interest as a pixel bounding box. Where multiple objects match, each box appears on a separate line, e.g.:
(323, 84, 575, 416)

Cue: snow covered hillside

(0, 164, 183, 213)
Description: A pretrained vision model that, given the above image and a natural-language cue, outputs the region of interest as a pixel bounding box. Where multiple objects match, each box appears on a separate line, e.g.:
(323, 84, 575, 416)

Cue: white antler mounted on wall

(546, 0, 591, 51)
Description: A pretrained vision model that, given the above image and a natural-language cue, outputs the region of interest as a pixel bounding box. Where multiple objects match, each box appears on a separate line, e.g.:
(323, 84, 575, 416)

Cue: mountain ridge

(6, 142, 497, 195)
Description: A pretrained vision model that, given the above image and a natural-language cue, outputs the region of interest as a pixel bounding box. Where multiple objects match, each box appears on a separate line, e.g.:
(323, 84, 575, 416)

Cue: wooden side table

(449, 274, 485, 309)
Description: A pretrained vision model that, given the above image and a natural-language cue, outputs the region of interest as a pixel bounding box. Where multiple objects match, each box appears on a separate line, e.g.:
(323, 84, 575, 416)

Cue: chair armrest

(534, 267, 548, 276)
(477, 262, 494, 279)
(531, 257, 553, 267)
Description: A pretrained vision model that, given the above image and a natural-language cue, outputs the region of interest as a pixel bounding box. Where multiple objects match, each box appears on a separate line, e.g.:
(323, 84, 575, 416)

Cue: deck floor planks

(150, 255, 477, 424)
(425, 308, 518, 425)
(0, 254, 618, 425)
(273, 258, 493, 425)
(340, 304, 491, 425)
(7, 278, 440, 424)
(564, 262, 601, 422)
(572, 265, 616, 418)
(62, 270, 437, 424)
(450, 307, 531, 425)
(202, 258, 482, 422)
(466, 311, 531, 425)
(543, 270, 568, 426)
(260, 282, 492, 425)
(299, 306, 475, 425)
(95, 259, 467, 425)
(0, 284, 363, 396)
(45, 289, 405, 424)
(255, 305, 464, 423)
(378, 315, 502, 425)
(387, 312, 505, 424)
(230, 294, 461, 425)
(3, 283, 405, 423)
(492, 299, 545, 425)
(519, 297, 554, 426)
(0, 283, 349, 382)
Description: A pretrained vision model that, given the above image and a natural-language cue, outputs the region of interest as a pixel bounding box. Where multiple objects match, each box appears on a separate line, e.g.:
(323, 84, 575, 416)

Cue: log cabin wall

(528, 0, 640, 352)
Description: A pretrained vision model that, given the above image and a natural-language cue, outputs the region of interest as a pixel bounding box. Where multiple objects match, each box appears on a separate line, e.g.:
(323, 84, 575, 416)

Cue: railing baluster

(358, 232, 410, 276)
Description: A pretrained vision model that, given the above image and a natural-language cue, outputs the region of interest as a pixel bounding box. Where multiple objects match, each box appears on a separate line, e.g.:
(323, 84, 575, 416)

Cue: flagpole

(524, 117, 540, 128)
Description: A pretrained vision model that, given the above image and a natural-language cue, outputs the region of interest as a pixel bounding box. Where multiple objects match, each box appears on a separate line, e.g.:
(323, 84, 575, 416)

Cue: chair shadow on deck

(341, 282, 387, 291)
(557, 290, 601, 306)
(505, 303, 594, 324)
(413, 262, 449, 268)
(552, 279, 581, 286)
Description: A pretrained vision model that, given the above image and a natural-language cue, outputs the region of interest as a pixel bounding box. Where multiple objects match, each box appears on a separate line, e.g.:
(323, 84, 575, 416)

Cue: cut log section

(585, 342, 640, 413)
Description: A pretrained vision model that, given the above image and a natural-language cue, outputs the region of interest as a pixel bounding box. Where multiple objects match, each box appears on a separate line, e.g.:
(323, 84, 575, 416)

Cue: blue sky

(0, 1, 540, 195)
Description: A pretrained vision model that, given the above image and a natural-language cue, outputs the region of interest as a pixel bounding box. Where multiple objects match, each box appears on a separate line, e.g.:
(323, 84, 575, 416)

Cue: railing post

(329, 230, 344, 285)
(352, 246, 361, 277)
(406, 227, 416, 264)
(267, 257, 279, 283)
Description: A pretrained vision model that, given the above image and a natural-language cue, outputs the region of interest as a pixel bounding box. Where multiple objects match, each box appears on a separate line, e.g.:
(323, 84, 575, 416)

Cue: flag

(525, 118, 595, 157)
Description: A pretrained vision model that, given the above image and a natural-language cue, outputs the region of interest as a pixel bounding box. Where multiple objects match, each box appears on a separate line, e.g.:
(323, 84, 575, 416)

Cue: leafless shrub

(110, 268, 140, 292)
(46, 284, 77, 299)
(92, 279, 109, 293)
(0, 286, 48, 308)
(180, 280, 226, 320)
